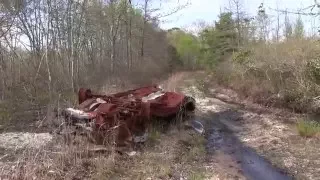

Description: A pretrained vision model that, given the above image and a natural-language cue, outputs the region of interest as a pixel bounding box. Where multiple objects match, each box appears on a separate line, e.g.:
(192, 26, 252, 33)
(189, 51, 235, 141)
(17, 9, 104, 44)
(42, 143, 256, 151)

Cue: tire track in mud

(180, 73, 293, 180)
(204, 109, 292, 180)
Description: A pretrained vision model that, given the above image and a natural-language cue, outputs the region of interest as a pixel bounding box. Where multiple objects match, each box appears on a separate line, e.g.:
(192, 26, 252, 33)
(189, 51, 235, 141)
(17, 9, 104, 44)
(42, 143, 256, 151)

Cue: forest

(1, 0, 320, 179)
(168, 1, 320, 114)
(1, 0, 318, 121)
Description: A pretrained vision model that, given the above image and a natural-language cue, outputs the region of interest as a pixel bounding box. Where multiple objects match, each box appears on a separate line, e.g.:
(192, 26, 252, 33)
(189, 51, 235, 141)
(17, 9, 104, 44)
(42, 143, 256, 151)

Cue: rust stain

(61, 85, 195, 147)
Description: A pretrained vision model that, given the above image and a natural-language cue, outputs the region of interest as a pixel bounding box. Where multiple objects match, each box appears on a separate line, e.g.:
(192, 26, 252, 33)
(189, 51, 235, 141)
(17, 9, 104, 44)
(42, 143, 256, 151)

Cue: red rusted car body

(62, 85, 195, 146)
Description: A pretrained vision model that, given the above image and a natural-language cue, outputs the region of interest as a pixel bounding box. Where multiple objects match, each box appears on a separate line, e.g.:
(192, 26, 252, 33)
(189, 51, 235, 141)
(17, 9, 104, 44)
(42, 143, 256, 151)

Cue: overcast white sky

(145, 0, 318, 35)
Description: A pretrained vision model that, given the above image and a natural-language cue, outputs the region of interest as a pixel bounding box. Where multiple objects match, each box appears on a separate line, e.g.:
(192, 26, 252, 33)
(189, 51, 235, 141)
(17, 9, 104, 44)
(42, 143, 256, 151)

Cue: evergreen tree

(294, 16, 304, 38)
(199, 12, 237, 67)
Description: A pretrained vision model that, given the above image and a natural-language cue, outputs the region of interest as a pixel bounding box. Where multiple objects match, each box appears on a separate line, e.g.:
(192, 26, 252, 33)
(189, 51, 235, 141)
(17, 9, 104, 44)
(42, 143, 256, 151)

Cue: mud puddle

(205, 110, 292, 180)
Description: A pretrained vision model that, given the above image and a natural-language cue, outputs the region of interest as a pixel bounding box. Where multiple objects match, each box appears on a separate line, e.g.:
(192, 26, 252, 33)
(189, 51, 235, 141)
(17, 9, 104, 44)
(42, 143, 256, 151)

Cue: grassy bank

(212, 39, 320, 114)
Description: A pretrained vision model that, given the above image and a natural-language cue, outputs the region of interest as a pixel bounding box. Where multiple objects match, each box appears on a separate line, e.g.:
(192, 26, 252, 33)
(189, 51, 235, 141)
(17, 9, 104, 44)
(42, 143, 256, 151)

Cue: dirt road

(180, 71, 320, 180)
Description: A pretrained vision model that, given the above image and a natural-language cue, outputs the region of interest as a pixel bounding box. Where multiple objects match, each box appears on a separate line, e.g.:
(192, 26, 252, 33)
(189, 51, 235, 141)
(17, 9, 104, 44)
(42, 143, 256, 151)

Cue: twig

(0, 154, 8, 161)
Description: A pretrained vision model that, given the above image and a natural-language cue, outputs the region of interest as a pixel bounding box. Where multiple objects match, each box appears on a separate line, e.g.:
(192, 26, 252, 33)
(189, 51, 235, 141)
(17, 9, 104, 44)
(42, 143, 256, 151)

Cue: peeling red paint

(62, 85, 195, 146)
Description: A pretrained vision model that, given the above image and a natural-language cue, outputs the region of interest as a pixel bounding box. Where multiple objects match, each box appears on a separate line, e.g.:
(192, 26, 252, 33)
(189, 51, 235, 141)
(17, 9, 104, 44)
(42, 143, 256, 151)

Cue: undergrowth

(211, 39, 320, 113)
(0, 102, 11, 126)
(0, 116, 209, 179)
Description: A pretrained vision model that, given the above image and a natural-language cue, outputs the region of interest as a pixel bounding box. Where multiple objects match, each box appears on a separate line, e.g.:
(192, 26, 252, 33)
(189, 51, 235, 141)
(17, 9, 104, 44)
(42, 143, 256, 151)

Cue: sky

(146, 0, 318, 35)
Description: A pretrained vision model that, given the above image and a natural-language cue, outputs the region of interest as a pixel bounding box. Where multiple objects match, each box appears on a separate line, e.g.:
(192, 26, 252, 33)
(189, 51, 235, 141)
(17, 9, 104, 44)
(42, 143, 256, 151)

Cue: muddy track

(203, 109, 292, 180)
(180, 71, 320, 180)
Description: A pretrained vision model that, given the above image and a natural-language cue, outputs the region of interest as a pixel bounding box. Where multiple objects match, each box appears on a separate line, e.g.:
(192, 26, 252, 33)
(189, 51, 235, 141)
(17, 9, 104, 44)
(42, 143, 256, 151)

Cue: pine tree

(293, 16, 304, 38)
(199, 12, 237, 67)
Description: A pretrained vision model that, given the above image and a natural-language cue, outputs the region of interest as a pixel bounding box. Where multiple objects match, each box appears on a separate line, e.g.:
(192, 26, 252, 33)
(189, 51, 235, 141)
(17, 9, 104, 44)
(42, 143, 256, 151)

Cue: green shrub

(307, 58, 320, 84)
(232, 49, 253, 65)
(296, 120, 320, 137)
(189, 171, 206, 180)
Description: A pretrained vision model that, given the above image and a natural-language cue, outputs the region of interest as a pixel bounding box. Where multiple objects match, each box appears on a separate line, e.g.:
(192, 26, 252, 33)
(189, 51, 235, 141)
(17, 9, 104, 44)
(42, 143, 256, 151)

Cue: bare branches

(0, 0, 20, 39)
(0, 0, 174, 106)
(152, 2, 189, 19)
(269, 0, 320, 17)
(269, 7, 319, 16)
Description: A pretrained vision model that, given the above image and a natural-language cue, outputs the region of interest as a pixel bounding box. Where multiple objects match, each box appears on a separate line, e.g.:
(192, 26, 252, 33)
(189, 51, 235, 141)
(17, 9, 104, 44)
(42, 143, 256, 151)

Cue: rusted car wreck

(61, 85, 196, 147)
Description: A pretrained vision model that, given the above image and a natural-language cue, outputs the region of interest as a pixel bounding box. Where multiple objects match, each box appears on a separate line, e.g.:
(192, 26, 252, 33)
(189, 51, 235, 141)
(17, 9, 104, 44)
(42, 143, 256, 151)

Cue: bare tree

(275, 2, 281, 42)
(0, 0, 185, 122)
(228, 0, 245, 47)
(284, 9, 293, 39)
(256, 3, 270, 42)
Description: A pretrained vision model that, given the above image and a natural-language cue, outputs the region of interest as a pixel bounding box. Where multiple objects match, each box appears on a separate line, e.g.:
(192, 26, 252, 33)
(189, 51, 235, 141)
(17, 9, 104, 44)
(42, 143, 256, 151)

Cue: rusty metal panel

(61, 85, 195, 147)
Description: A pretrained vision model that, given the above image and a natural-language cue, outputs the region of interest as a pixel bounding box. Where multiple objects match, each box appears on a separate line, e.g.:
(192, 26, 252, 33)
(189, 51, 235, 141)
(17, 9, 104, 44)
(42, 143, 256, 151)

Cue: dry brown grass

(0, 133, 108, 179)
(107, 126, 208, 180)
(213, 39, 320, 113)
(159, 71, 187, 92)
(0, 124, 208, 180)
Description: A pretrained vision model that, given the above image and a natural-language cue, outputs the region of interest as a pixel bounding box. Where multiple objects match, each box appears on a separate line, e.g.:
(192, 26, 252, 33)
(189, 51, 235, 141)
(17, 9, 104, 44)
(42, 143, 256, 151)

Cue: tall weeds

(215, 39, 320, 113)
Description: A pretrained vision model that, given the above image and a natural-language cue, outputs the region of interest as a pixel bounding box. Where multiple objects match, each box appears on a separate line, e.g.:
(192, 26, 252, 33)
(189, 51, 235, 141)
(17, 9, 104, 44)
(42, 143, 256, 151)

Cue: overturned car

(60, 85, 196, 147)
